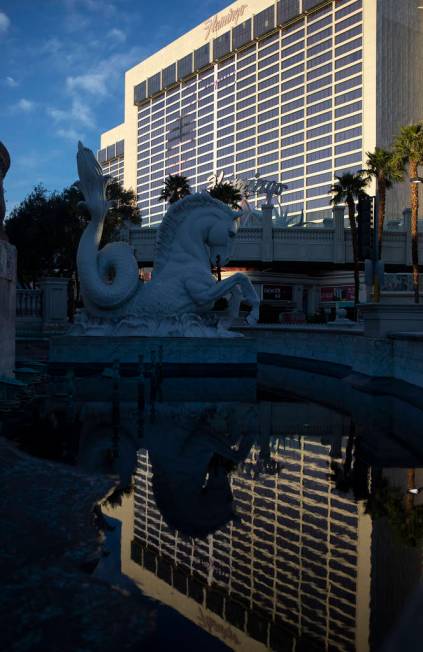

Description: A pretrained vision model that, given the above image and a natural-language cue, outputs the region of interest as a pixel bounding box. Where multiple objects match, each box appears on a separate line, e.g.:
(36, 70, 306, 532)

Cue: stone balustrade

(16, 277, 69, 337)
(129, 207, 422, 267)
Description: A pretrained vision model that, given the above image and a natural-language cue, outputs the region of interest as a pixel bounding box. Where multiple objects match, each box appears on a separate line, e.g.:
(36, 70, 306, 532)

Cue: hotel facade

(98, 0, 422, 227)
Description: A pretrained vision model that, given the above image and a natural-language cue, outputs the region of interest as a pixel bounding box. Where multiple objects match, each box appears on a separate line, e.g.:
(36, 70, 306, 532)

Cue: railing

(129, 209, 422, 267)
(16, 289, 42, 319)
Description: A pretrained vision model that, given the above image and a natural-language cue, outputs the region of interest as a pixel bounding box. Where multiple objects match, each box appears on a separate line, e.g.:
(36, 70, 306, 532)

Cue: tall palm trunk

(347, 197, 360, 306)
(405, 468, 416, 514)
(377, 177, 386, 259)
(410, 160, 420, 303)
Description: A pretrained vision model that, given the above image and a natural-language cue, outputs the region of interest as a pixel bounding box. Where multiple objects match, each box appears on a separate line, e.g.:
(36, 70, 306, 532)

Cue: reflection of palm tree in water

(330, 422, 371, 501)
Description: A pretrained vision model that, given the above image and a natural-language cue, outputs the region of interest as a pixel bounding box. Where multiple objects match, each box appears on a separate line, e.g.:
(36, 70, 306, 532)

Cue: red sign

(263, 285, 293, 301)
(320, 286, 355, 302)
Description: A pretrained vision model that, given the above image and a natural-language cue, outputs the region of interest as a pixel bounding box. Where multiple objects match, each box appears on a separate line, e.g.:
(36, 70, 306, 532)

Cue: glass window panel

(282, 27, 305, 46)
(307, 111, 332, 127)
(307, 87, 332, 104)
(282, 97, 304, 113)
(335, 113, 362, 130)
(278, 0, 301, 25)
(335, 88, 362, 105)
(258, 140, 279, 154)
(283, 52, 305, 69)
(282, 166, 304, 180)
(282, 86, 304, 103)
(307, 184, 331, 198)
(307, 75, 332, 93)
(281, 74, 304, 91)
(335, 50, 362, 69)
(258, 129, 279, 143)
(335, 100, 362, 118)
(283, 177, 304, 190)
(258, 42, 280, 59)
(335, 75, 362, 94)
(335, 139, 362, 155)
(283, 143, 304, 157)
(307, 147, 331, 162)
(335, 24, 362, 44)
(282, 40, 304, 58)
(307, 14, 332, 35)
(306, 171, 332, 186)
(336, 0, 362, 21)
(258, 118, 279, 132)
(307, 196, 331, 210)
(281, 132, 304, 147)
(307, 99, 332, 115)
(307, 160, 332, 174)
(281, 109, 304, 123)
(283, 155, 304, 168)
(258, 75, 279, 91)
(258, 53, 279, 69)
(307, 135, 332, 149)
(335, 152, 362, 167)
(283, 63, 305, 80)
(335, 126, 362, 142)
(307, 63, 332, 81)
(307, 39, 332, 59)
(307, 27, 332, 47)
(282, 120, 304, 135)
(237, 64, 256, 80)
(308, 51, 332, 69)
(335, 37, 362, 58)
(258, 64, 279, 80)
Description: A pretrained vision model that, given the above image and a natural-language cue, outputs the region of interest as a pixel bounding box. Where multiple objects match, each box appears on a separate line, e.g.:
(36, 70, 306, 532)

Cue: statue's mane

(154, 192, 235, 273)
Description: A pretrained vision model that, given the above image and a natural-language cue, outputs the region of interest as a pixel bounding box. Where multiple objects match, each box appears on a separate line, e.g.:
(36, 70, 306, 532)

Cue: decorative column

(403, 208, 412, 266)
(261, 204, 274, 262)
(332, 205, 346, 264)
(39, 277, 69, 334)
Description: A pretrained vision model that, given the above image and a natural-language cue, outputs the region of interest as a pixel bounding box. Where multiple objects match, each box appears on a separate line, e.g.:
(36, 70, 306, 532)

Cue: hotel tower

(98, 0, 423, 226)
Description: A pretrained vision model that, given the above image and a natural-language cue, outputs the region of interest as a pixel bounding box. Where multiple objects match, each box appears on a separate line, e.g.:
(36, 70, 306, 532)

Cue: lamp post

(410, 176, 423, 184)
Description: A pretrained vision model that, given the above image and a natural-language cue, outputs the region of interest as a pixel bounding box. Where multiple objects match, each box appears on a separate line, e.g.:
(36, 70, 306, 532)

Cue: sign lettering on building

(204, 4, 248, 40)
(207, 171, 288, 199)
(263, 285, 293, 301)
(320, 286, 355, 302)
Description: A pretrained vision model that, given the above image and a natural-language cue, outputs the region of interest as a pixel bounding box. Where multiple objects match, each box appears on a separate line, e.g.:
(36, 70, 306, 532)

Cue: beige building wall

(376, 0, 423, 218)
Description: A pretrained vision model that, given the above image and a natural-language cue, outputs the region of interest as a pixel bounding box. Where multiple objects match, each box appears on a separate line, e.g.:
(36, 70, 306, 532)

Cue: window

(259, 118, 279, 132)
(283, 143, 304, 157)
(259, 42, 280, 59)
(282, 177, 304, 190)
(307, 184, 330, 198)
(283, 52, 305, 69)
(335, 38, 362, 59)
(282, 27, 305, 47)
(336, 13, 363, 35)
(258, 75, 279, 91)
(335, 113, 362, 130)
(282, 120, 304, 135)
(284, 155, 304, 168)
(258, 152, 278, 165)
(335, 100, 362, 118)
(259, 129, 279, 143)
(307, 75, 332, 93)
(335, 88, 362, 105)
(307, 27, 332, 47)
(307, 14, 332, 35)
(281, 74, 304, 91)
(307, 39, 332, 59)
(335, 24, 362, 44)
(335, 152, 362, 167)
(282, 109, 304, 123)
(283, 63, 305, 79)
(259, 53, 279, 69)
(308, 135, 332, 150)
(307, 111, 332, 127)
(307, 87, 332, 104)
(282, 86, 304, 103)
(307, 160, 332, 175)
(237, 64, 256, 79)
(237, 137, 255, 151)
(258, 140, 279, 154)
(307, 99, 332, 116)
(336, 75, 362, 94)
(259, 97, 279, 112)
(307, 196, 331, 210)
(307, 147, 331, 163)
(282, 166, 304, 180)
(335, 139, 361, 155)
(282, 132, 304, 147)
(335, 50, 362, 69)
(335, 126, 362, 142)
(258, 63, 279, 80)
(336, 0, 362, 21)
(282, 40, 304, 59)
(259, 108, 279, 122)
(282, 97, 304, 113)
(308, 51, 332, 69)
(258, 86, 279, 101)
(237, 95, 256, 110)
(283, 190, 304, 202)
(306, 171, 332, 186)
(258, 163, 279, 176)
(307, 63, 332, 81)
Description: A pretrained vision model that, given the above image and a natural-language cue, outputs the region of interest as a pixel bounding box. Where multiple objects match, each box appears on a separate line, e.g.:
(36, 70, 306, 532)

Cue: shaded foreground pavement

(0, 438, 156, 651)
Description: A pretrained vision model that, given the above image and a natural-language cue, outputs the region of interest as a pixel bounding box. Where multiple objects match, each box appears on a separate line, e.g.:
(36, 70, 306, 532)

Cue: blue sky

(1, 0, 231, 214)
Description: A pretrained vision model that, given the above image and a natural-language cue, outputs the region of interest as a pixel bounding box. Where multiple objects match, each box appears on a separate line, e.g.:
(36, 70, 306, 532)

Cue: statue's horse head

(154, 192, 240, 274)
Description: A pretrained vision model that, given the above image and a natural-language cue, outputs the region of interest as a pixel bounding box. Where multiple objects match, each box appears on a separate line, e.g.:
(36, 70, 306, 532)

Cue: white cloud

(5, 76, 18, 87)
(0, 11, 10, 35)
(16, 98, 35, 112)
(107, 27, 126, 44)
(66, 72, 108, 97)
(56, 127, 85, 142)
(47, 97, 96, 130)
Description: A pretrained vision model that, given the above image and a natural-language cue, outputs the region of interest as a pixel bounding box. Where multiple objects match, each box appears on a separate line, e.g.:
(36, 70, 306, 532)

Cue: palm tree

(330, 172, 369, 307)
(207, 181, 242, 209)
(393, 123, 423, 303)
(364, 147, 403, 257)
(158, 174, 191, 204)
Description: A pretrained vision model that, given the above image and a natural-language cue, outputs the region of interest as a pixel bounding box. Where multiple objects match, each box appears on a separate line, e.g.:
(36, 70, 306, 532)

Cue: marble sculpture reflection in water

(73, 142, 259, 336)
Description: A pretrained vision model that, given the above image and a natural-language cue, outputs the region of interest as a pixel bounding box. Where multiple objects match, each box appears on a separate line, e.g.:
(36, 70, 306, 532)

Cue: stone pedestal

(38, 277, 69, 333)
(0, 241, 17, 377)
(360, 303, 423, 337)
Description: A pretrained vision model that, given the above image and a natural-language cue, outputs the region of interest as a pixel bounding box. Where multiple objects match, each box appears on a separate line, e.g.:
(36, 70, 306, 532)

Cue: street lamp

(410, 176, 423, 184)
(407, 487, 423, 495)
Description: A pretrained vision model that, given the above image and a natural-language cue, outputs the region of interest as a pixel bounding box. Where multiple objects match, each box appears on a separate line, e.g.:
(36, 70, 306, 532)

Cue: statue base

(48, 335, 257, 401)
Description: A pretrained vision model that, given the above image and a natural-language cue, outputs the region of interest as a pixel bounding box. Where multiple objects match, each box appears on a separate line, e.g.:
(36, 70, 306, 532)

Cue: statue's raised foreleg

(185, 273, 259, 325)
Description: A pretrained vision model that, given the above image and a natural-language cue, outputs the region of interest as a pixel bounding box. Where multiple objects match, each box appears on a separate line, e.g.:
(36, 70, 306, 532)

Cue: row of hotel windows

(136, 2, 363, 222)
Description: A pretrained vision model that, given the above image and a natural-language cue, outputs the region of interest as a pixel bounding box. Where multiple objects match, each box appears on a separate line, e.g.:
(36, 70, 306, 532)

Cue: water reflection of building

(130, 428, 370, 652)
